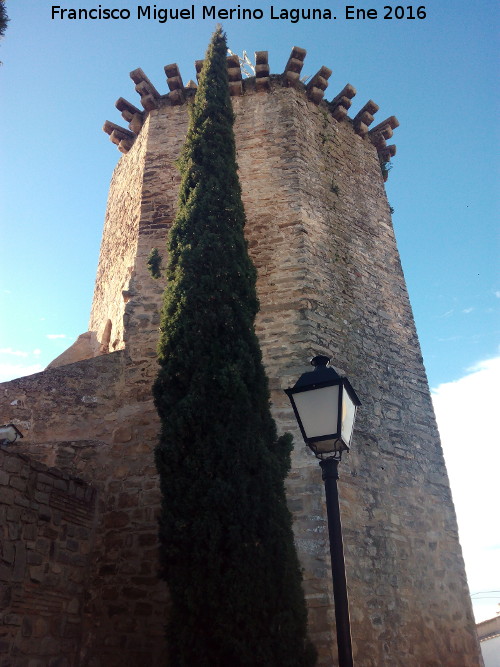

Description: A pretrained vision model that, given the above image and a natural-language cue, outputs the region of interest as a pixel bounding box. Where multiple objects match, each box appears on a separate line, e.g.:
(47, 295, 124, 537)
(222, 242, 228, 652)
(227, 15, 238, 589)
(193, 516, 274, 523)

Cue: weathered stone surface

(47, 331, 99, 369)
(102, 121, 135, 144)
(330, 83, 357, 121)
(0, 59, 480, 667)
(306, 66, 332, 104)
(0, 448, 96, 664)
(284, 46, 307, 87)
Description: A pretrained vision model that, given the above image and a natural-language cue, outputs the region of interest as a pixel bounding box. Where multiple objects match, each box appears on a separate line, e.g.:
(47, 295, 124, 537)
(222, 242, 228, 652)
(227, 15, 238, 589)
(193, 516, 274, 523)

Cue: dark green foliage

(0, 1, 8, 39)
(153, 27, 316, 667)
(147, 247, 162, 279)
(0, 0, 9, 64)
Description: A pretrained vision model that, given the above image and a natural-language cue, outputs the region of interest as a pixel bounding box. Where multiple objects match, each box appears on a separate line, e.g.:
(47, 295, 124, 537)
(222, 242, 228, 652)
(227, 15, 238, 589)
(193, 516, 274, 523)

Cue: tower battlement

(103, 47, 398, 170)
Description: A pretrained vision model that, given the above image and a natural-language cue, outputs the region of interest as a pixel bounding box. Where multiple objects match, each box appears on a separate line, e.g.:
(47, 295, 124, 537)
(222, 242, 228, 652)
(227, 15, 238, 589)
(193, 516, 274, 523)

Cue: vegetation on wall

(380, 158, 393, 180)
(147, 247, 162, 279)
(153, 27, 316, 666)
(0, 0, 9, 65)
(0, 1, 8, 38)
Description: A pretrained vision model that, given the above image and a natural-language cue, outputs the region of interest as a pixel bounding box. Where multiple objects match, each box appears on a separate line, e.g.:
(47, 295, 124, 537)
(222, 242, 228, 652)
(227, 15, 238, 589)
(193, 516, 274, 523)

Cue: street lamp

(285, 355, 361, 667)
(0, 423, 24, 445)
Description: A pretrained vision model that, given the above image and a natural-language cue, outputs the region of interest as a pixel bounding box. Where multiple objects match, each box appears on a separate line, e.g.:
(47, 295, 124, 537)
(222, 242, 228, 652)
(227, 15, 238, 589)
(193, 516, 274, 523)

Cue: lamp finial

(311, 355, 330, 368)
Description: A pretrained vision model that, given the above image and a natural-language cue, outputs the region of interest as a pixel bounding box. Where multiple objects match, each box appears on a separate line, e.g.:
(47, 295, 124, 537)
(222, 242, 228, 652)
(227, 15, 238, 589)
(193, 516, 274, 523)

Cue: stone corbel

(227, 54, 243, 96)
(283, 46, 307, 87)
(164, 63, 185, 105)
(369, 116, 400, 148)
(378, 144, 397, 181)
(115, 98, 144, 134)
(306, 66, 332, 104)
(254, 51, 270, 92)
(378, 145, 397, 163)
(354, 100, 379, 137)
(103, 120, 136, 153)
(130, 68, 161, 111)
(329, 84, 357, 121)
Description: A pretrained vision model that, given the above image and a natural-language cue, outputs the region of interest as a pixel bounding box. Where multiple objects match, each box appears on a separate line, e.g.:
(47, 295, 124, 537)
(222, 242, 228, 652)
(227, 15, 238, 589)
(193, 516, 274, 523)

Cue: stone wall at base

(0, 353, 169, 666)
(0, 448, 96, 667)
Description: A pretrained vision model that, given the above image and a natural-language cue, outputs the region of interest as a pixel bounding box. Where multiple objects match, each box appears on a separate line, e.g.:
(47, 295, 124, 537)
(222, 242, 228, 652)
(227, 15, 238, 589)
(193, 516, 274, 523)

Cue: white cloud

(494, 291, 500, 298)
(0, 363, 44, 383)
(465, 357, 500, 375)
(0, 348, 29, 358)
(33, 349, 42, 356)
(432, 356, 500, 622)
(462, 307, 474, 314)
(46, 334, 66, 340)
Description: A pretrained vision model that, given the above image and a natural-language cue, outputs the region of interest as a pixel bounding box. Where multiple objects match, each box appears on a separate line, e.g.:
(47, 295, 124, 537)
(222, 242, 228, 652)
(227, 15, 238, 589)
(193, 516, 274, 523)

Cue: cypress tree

(0, 1, 8, 38)
(153, 28, 316, 667)
(0, 0, 9, 65)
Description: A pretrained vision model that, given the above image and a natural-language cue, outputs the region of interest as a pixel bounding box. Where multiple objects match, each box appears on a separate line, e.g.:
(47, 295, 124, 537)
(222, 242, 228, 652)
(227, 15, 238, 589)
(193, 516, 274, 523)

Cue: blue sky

(1, 0, 498, 621)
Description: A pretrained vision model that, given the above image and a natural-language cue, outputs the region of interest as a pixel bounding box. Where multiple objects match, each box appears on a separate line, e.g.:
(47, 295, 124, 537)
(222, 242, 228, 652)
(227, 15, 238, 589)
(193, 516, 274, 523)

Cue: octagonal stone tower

(0, 48, 481, 666)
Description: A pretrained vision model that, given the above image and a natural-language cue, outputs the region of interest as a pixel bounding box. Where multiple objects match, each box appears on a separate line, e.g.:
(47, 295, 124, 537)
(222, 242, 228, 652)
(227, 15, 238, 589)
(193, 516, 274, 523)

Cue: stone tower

(0, 48, 481, 666)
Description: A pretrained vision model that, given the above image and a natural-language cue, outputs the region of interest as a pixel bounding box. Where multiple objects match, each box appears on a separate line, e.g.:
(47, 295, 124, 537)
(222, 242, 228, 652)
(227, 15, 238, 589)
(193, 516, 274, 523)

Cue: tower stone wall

(0, 49, 481, 666)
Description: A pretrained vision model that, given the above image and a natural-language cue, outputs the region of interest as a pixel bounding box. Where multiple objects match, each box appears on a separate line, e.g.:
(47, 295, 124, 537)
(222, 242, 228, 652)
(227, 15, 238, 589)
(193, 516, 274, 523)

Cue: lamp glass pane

(313, 438, 342, 454)
(341, 386, 356, 446)
(292, 384, 340, 439)
(0, 426, 16, 443)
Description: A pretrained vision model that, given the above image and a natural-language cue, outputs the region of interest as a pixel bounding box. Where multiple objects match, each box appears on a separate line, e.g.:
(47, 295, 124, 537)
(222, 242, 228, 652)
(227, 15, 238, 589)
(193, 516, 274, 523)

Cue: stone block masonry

(0, 46, 482, 665)
(0, 354, 169, 666)
(0, 447, 95, 666)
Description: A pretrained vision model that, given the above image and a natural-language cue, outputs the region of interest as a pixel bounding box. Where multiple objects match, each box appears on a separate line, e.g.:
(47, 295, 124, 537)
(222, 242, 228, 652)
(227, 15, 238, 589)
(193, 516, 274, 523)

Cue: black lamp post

(285, 355, 360, 667)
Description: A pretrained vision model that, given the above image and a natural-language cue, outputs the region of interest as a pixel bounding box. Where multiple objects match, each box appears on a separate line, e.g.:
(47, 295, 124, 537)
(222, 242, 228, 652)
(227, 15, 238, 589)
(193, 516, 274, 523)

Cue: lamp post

(0, 423, 24, 445)
(285, 355, 360, 667)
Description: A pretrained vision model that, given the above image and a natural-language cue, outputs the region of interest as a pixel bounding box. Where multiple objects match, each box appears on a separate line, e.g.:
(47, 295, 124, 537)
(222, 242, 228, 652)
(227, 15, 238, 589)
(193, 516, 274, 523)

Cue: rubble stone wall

(0, 353, 168, 666)
(88, 115, 148, 353)
(0, 448, 95, 666)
